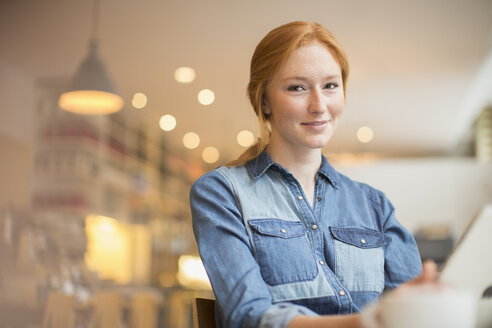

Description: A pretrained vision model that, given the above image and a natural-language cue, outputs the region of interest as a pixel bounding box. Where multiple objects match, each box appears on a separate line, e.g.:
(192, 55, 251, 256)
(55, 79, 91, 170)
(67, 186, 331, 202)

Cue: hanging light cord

(90, 0, 101, 42)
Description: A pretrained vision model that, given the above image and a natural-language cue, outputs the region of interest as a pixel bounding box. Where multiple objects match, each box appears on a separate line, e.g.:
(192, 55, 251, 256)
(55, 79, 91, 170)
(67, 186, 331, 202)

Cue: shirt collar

(318, 155, 340, 189)
(246, 151, 340, 189)
(246, 151, 275, 179)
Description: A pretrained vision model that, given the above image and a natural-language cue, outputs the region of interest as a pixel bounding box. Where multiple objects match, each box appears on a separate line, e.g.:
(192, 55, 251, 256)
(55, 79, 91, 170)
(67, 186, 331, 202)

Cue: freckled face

(264, 41, 345, 153)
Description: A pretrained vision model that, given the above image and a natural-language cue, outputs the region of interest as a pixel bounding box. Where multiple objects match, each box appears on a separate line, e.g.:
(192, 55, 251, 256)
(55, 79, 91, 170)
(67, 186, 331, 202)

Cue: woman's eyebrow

(282, 74, 341, 82)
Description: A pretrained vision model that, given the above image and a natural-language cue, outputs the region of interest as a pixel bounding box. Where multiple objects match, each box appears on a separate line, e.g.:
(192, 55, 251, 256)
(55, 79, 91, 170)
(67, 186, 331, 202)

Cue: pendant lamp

(58, 0, 123, 115)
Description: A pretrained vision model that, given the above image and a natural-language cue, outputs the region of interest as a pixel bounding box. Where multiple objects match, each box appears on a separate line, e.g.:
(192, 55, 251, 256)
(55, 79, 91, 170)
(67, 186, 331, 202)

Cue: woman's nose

(308, 90, 326, 114)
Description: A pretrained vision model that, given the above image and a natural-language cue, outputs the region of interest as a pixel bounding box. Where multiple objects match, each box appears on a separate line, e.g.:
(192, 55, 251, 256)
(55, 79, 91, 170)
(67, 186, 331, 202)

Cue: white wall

(334, 157, 492, 239)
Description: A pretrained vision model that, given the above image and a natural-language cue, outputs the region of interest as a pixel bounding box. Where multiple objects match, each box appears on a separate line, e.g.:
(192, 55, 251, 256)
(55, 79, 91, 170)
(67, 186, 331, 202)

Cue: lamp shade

(59, 40, 123, 115)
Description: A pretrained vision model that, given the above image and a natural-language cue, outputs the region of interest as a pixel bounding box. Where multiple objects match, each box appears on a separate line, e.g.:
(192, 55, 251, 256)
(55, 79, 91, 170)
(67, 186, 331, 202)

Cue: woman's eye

(287, 85, 304, 92)
(325, 83, 338, 90)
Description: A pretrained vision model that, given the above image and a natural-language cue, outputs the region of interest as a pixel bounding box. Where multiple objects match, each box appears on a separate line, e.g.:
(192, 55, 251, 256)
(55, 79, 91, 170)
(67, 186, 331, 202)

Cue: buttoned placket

(286, 172, 355, 314)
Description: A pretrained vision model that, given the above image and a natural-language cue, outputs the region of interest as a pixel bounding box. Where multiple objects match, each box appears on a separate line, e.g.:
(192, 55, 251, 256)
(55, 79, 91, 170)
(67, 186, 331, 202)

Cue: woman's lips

(301, 120, 329, 127)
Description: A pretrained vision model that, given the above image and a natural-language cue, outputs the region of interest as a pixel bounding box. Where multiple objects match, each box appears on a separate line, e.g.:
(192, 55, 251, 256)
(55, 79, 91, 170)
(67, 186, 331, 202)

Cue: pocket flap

(330, 227, 385, 248)
(249, 219, 307, 238)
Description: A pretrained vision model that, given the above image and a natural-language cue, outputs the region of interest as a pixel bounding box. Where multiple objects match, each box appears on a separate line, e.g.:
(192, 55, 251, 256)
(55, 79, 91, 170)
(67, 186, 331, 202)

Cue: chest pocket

(330, 227, 386, 293)
(249, 219, 318, 286)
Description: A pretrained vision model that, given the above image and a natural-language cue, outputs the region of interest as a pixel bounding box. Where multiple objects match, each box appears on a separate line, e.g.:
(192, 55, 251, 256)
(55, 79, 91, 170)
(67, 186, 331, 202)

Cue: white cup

(375, 286, 477, 328)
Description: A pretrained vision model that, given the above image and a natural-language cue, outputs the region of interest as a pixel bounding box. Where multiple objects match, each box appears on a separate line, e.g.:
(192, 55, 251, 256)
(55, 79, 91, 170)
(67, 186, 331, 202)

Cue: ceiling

(1, 0, 491, 164)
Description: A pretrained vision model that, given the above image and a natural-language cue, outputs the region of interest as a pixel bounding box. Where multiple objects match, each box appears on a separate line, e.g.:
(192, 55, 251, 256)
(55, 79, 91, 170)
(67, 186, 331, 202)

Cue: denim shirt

(190, 152, 422, 328)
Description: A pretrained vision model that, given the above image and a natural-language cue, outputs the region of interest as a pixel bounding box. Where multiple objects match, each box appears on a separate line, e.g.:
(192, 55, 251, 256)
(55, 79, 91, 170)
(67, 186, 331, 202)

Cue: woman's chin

(304, 135, 334, 149)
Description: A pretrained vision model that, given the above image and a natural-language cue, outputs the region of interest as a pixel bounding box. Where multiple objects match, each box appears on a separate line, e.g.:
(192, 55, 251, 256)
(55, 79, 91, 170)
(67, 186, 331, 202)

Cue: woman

(190, 21, 429, 328)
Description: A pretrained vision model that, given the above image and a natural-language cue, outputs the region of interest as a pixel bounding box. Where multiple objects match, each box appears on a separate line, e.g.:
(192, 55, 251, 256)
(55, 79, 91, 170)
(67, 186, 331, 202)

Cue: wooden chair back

(192, 298, 216, 328)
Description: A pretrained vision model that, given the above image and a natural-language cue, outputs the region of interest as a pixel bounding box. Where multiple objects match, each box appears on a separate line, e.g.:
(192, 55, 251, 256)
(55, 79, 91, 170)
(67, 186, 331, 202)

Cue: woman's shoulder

(192, 166, 227, 189)
(321, 157, 386, 203)
(334, 169, 388, 205)
(191, 164, 249, 191)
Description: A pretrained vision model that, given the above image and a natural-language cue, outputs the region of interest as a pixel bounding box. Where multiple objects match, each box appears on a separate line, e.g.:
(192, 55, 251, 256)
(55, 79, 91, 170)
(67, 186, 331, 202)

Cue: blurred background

(0, 0, 491, 327)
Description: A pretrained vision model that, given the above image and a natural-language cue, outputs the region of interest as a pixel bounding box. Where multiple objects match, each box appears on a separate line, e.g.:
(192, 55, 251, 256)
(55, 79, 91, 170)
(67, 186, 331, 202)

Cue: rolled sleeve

(190, 170, 315, 328)
(259, 303, 319, 327)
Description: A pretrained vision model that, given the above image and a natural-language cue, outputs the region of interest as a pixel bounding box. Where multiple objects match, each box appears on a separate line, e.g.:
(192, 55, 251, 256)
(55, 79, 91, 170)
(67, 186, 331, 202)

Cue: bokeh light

(237, 130, 255, 147)
(183, 132, 200, 149)
(202, 146, 219, 163)
(174, 67, 196, 84)
(159, 114, 177, 132)
(357, 126, 374, 143)
(131, 92, 147, 109)
(197, 89, 215, 106)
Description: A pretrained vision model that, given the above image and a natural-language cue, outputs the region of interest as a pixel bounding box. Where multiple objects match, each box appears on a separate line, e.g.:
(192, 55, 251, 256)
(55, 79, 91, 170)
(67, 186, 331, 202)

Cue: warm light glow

(97, 218, 116, 233)
(85, 215, 151, 285)
(174, 67, 196, 83)
(59, 90, 123, 114)
(197, 89, 215, 106)
(237, 130, 255, 147)
(85, 215, 130, 283)
(202, 146, 219, 163)
(131, 92, 147, 109)
(357, 126, 374, 143)
(159, 114, 177, 131)
(183, 132, 200, 149)
(177, 255, 211, 290)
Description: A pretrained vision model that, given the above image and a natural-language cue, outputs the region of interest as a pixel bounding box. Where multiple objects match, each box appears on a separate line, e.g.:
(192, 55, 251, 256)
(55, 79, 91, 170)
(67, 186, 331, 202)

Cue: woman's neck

(266, 143, 322, 205)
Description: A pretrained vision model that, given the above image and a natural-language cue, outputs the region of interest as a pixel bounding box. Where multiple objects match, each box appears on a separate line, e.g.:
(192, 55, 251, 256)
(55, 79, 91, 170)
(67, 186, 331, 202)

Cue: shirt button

(297, 195, 303, 200)
(339, 290, 345, 296)
(311, 224, 318, 230)
(316, 197, 322, 201)
(360, 239, 366, 244)
(319, 260, 325, 265)
(280, 228, 286, 233)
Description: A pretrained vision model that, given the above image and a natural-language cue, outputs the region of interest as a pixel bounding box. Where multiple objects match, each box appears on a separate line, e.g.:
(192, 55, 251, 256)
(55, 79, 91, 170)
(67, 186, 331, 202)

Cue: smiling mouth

(301, 120, 329, 126)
